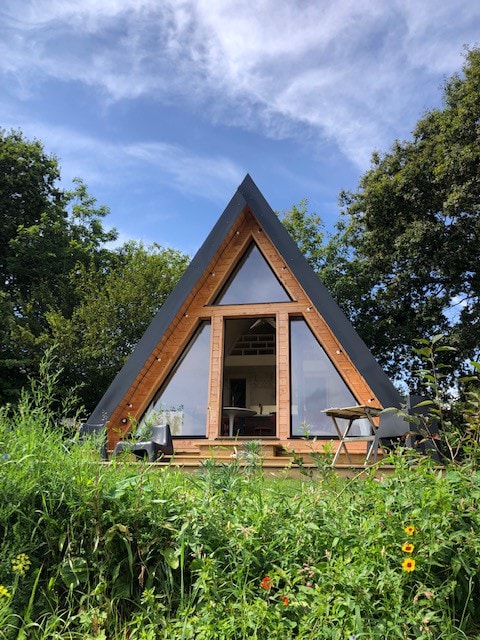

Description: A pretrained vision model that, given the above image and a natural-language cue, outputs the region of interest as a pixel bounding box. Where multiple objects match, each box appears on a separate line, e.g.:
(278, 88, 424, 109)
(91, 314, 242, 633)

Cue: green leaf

(414, 347, 431, 357)
(60, 557, 89, 588)
(162, 547, 179, 570)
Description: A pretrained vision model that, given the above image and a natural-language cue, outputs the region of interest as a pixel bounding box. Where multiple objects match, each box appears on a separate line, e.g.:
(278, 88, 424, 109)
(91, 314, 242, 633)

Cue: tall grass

(0, 349, 479, 638)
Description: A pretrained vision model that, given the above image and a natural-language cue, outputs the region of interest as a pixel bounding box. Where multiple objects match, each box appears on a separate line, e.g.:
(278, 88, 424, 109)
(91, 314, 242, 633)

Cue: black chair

(113, 424, 174, 462)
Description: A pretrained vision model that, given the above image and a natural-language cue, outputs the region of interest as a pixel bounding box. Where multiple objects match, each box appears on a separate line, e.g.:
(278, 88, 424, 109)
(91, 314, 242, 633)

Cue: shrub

(0, 348, 479, 638)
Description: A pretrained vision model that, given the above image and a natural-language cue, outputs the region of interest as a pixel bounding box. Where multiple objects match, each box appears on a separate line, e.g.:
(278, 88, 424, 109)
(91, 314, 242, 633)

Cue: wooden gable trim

(105, 211, 245, 447)
(106, 205, 381, 449)
(204, 208, 380, 405)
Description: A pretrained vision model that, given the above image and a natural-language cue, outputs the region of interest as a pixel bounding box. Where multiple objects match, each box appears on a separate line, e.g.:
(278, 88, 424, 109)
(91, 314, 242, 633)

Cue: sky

(1, 1, 479, 256)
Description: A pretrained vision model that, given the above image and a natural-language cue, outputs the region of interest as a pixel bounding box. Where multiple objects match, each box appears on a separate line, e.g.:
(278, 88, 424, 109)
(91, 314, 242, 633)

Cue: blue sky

(1, 1, 479, 256)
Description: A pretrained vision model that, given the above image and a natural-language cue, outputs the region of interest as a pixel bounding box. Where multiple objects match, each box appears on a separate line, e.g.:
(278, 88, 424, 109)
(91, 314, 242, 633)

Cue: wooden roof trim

(108, 213, 380, 438)
(91, 173, 402, 443)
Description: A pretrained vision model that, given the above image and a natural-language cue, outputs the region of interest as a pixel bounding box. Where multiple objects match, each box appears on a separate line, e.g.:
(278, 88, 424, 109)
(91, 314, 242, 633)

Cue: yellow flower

(404, 525, 415, 536)
(402, 542, 415, 553)
(402, 557, 416, 572)
(0, 584, 10, 598)
(11, 553, 31, 576)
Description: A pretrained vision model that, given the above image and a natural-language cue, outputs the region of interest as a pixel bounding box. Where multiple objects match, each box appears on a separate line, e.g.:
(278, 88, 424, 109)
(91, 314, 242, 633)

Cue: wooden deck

(110, 438, 396, 478)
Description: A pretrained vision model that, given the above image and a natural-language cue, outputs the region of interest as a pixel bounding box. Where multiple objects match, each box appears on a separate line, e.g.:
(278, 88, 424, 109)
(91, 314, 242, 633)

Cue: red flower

(260, 575, 273, 590)
(281, 595, 289, 606)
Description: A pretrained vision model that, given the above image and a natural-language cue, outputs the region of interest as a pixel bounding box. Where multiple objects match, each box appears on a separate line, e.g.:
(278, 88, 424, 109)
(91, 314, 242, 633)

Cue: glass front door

(221, 317, 276, 436)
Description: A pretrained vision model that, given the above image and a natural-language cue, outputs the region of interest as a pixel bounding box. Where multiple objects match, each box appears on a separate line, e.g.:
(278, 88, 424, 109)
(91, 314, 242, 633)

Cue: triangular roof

(89, 174, 401, 426)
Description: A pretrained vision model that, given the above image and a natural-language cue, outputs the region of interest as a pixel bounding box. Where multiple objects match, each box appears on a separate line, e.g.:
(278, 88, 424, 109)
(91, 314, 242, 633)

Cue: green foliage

(0, 129, 190, 412)
(278, 199, 326, 272)
(0, 129, 117, 406)
(326, 47, 480, 387)
(408, 334, 480, 465)
(47, 241, 189, 411)
(1, 355, 480, 638)
(286, 425, 336, 481)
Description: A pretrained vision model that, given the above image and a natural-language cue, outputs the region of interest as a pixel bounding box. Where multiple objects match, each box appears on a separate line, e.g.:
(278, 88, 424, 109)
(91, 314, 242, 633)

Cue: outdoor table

(323, 405, 383, 466)
(222, 407, 257, 436)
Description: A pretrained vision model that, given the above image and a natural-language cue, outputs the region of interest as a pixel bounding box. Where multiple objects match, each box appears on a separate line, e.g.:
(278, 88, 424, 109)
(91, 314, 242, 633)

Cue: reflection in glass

(222, 317, 276, 436)
(290, 318, 357, 437)
(139, 322, 211, 436)
(214, 243, 291, 305)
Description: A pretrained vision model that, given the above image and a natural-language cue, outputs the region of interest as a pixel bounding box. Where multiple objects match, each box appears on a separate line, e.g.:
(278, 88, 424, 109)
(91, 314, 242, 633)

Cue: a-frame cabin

(89, 175, 401, 460)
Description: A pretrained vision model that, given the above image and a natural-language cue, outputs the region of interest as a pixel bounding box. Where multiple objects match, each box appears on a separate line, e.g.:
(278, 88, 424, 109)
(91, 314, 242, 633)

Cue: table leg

(363, 411, 378, 464)
(331, 418, 354, 466)
(364, 441, 376, 465)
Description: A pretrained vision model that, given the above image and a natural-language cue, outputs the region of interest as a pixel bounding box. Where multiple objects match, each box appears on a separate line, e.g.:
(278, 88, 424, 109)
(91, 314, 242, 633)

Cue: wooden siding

(106, 207, 381, 451)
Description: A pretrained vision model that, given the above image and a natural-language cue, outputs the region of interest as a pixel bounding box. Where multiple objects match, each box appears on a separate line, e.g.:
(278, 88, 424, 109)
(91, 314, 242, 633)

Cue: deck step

(110, 441, 385, 472)
(143, 458, 396, 479)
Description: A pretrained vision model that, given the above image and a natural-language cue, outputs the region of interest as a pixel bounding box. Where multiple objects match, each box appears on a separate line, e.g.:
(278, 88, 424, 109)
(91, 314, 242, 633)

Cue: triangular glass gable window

(214, 243, 292, 305)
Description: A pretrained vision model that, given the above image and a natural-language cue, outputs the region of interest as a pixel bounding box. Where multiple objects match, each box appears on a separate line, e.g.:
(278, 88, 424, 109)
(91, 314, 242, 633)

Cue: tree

(277, 199, 327, 272)
(0, 129, 190, 412)
(328, 47, 480, 387)
(47, 241, 190, 411)
(0, 129, 117, 404)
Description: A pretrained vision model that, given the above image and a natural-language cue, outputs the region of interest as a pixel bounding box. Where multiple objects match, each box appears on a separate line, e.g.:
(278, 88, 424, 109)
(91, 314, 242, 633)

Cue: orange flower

(402, 542, 415, 553)
(402, 557, 416, 572)
(404, 525, 415, 536)
(260, 575, 273, 590)
(281, 595, 289, 606)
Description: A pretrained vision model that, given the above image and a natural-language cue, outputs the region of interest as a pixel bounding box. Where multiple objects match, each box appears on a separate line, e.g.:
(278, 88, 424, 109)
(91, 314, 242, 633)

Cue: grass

(1, 406, 480, 639)
(1, 347, 480, 638)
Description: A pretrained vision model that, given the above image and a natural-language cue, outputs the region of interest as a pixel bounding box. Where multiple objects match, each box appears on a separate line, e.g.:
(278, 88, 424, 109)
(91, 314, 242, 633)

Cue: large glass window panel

(214, 243, 291, 305)
(290, 318, 358, 437)
(139, 322, 211, 436)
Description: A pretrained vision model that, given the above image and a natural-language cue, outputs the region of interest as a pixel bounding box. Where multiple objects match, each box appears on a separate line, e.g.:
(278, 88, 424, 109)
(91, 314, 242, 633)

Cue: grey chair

(407, 394, 442, 461)
(368, 411, 412, 463)
(407, 394, 439, 432)
(113, 424, 174, 462)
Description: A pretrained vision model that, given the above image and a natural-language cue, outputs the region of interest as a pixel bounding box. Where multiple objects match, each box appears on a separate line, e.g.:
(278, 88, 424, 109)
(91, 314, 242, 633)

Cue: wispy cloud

(121, 140, 244, 201)
(1, 0, 479, 167)
(1, 118, 243, 203)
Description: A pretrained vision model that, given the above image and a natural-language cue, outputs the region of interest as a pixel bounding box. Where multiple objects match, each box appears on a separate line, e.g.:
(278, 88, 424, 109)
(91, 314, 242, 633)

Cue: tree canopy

(323, 47, 480, 387)
(277, 199, 326, 272)
(0, 130, 115, 403)
(0, 129, 189, 411)
(47, 241, 189, 410)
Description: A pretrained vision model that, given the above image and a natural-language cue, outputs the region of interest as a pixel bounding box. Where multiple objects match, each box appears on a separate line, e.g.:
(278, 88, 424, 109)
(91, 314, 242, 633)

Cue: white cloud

(1, 0, 479, 167)
(1, 118, 243, 203)
(120, 140, 244, 201)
